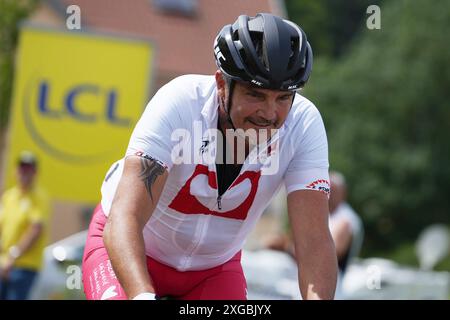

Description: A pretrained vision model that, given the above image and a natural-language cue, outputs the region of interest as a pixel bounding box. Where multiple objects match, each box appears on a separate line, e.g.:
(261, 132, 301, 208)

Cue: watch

(8, 246, 21, 259)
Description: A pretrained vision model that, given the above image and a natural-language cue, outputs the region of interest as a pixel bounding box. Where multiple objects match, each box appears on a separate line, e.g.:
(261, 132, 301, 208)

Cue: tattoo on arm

(139, 158, 165, 203)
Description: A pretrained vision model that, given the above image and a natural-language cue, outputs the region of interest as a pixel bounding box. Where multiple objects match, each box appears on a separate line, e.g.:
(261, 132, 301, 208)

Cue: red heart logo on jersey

(168, 164, 261, 220)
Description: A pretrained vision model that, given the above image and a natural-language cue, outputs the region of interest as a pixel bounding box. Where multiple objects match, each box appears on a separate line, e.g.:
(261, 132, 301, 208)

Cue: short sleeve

(29, 189, 50, 224)
(284, 105, 330, 196)
(126, 80, 188, 171)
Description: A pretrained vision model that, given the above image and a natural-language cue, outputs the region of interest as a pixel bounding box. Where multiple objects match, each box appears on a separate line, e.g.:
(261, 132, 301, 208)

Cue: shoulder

(284, 93, 327, 146)
(334, 203, 362, 228)
(287, 93, 323, 127)
(342, 203, 362, 222)
(156, 74, 216, 101)
(28, 186, 50, 209)
(144, 74, 216, 121)
(1, 187, 19, 201)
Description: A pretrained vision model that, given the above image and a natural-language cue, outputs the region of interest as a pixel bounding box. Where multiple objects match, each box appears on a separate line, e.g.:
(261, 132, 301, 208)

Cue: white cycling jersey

(100, 75, 330, 271)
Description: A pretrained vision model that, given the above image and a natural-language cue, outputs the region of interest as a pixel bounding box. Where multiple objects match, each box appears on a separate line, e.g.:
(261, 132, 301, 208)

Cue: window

(153, 0, 198, 16)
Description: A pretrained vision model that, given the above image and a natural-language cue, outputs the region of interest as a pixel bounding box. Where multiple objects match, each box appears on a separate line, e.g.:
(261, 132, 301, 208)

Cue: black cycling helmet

(214, 13, 313, 91)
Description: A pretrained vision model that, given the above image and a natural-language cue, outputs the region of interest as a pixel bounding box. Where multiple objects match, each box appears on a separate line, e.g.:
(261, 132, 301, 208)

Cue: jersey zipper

(217, 195, 222, 210)
(215, 163, 245, 210)
(214, 124, 260, 210)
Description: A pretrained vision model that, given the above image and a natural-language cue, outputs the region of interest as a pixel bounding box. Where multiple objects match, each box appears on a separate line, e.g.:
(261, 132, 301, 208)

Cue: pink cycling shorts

(82, 204, 247, 300)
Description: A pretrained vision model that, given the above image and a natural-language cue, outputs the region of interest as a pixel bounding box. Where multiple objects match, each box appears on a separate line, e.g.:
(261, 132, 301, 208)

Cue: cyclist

(82, 13, 337, 300)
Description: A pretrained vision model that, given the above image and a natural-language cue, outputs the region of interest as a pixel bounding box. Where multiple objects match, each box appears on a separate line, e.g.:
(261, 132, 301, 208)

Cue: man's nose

(258, 100, 277, 121)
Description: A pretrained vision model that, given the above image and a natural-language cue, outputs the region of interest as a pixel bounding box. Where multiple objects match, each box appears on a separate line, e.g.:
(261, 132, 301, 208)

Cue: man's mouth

(247, 119, 274, 127)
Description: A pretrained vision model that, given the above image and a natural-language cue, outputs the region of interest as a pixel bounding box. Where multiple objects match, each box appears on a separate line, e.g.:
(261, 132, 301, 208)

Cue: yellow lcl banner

(4, 26, 154, 203)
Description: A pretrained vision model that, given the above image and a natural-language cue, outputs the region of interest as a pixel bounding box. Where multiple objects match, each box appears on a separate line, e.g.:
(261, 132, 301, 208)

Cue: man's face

(216, 71, 294, 143)
(17, 163, 36, 189)
(229, 81, 294, 133)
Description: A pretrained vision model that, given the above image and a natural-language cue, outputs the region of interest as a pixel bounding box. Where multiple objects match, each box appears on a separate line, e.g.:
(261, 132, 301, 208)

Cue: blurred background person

(328, 171, 364, 298)
(0, 151, 50, 300)
(260, 170, 364, 299)
(262, 171, 364, 265)
(329, 171, 364, 273)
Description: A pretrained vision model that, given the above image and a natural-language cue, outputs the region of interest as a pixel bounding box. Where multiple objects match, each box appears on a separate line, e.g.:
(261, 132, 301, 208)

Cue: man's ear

(215, 70, 226, 100)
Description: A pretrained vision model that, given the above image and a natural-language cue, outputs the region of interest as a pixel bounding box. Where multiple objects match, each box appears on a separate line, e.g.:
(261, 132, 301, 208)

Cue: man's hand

(0, 223, 43, 280)
(1, 256, 16, 280)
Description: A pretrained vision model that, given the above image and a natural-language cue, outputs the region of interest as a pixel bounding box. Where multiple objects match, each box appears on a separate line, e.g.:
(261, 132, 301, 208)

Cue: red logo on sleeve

(305, 179, 330, 195)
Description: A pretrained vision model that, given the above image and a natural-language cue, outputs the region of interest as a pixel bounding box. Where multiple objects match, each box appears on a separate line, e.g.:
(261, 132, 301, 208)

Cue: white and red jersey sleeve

(283, 96, 330, 196)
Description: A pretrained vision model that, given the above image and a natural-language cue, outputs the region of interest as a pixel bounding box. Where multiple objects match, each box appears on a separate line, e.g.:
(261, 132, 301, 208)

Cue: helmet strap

(224, 79, 237, 130)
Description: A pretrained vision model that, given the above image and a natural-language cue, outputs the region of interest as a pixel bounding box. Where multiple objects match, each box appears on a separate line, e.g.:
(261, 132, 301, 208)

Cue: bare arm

(287, 190, 338, 299)
(103, 155, 168, 299)
(4, 222, 43, 261)
(1, 222, 43, 278)
(14, 222, 43, 255)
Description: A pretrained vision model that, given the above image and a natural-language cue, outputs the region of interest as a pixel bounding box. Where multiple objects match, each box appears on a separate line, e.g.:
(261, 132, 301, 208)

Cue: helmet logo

(214, 46, 226, 62)
(287, 84, 298, 90)
(251, 79, 263, 86)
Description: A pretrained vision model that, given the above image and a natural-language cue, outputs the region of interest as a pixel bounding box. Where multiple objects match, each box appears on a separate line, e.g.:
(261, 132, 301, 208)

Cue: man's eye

(247, 92, 260, 98)
(280, 95, 293, 101)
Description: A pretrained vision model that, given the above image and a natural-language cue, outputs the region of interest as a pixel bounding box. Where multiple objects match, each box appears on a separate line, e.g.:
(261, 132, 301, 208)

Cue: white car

(29, 231, 87, 300)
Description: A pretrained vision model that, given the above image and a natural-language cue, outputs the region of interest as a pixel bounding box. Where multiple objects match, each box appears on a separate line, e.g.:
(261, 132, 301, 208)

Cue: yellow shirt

(0, 185, 50, 271)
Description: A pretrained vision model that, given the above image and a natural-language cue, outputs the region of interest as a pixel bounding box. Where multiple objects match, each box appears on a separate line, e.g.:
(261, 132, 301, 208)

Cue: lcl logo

(37, 81, 130, 126)
(23, 78, 134, 163)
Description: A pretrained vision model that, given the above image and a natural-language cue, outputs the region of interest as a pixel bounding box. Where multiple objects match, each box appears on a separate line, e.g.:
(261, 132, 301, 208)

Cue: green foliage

(285, 0, 383, 57)
(0, 0, 38, 129)
(374, 241, 449, 272)
(435, 255, 450, 273)
(304, 0, 450, 254)
(378, 242, 419, 268)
